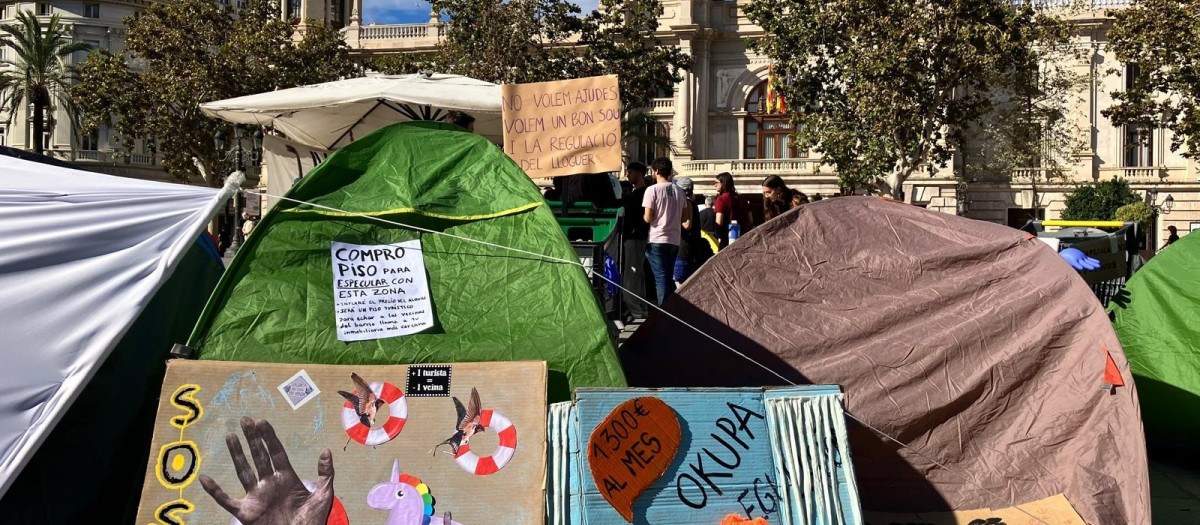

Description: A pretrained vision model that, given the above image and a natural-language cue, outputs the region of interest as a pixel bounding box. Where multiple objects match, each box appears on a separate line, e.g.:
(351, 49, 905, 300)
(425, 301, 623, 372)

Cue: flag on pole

(766, 65, 787, 115)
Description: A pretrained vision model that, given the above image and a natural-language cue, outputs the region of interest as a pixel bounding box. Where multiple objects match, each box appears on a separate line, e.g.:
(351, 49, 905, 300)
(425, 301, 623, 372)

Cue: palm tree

(0, 12, 89, 155)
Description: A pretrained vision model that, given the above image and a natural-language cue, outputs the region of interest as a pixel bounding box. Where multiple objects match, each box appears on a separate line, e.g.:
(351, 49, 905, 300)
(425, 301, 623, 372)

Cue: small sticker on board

(405, 365, 453, 397)
(277, 370, 321, 409)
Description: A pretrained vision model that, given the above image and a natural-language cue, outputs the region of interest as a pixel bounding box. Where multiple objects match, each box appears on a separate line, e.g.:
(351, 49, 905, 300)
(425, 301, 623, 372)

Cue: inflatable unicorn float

(368, 460, 464, 525)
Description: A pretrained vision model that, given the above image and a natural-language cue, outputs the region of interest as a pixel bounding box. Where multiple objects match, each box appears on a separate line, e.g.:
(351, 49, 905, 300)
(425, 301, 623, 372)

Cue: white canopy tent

(199, 73, 504, 151)
(0, 157, 237, 498)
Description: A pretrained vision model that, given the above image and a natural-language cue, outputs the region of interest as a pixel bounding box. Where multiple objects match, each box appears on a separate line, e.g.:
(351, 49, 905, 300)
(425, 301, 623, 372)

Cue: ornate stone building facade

(0, 0, 171, 180)
(343, 0, 1199, 240)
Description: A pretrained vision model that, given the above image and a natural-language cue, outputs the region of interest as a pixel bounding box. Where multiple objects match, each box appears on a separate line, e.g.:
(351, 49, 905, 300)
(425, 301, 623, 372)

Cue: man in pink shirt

(641, 157, 692, 305)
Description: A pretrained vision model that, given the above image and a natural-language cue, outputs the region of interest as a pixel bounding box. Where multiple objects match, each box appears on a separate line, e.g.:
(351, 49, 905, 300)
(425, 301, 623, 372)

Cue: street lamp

(1146, 188, 1174, 214)
(215, 127, 264, 256)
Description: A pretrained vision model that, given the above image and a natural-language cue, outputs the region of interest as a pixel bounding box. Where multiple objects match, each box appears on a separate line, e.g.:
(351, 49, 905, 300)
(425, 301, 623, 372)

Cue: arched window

(744, 80, 797, 159)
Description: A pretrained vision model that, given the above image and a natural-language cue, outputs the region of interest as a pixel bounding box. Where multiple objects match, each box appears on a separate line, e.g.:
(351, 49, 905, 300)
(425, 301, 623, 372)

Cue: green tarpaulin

(1110, 231, 1200, 447)
(188, 122, 626, 400)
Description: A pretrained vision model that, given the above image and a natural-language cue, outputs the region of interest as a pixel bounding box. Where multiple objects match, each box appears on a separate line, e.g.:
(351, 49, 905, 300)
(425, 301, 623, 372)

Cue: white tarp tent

(0, 157, 236, 498)
(199, 73, 504, 150)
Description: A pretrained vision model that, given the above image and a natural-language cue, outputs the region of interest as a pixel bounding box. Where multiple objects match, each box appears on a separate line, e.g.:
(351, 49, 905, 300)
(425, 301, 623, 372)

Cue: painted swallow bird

(431, 387, 484, 456)
(339, 372, 384, 427)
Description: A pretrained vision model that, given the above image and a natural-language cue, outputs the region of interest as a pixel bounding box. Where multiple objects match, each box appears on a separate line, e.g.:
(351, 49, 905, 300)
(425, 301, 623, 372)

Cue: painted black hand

(199, 417, 335, 525)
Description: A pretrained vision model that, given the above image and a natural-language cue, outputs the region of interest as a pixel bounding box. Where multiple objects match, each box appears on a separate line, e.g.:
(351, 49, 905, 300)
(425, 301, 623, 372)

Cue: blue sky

(363, 0, 600, 25)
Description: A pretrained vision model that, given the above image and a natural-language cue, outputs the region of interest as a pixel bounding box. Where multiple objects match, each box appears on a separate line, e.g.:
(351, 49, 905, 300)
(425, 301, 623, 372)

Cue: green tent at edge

(187, 121, 627, 400)
(1110, 230, 1200, 447)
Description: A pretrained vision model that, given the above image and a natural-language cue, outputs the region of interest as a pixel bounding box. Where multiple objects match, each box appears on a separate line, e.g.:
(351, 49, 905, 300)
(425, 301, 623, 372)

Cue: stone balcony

(1007, 165, 1195, 184)
(345, 22, 445, 52)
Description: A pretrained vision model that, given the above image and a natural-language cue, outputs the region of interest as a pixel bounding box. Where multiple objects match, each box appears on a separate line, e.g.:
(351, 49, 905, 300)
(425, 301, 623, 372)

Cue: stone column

(692, 30, 714, 159)
(674, 38, 695, 161)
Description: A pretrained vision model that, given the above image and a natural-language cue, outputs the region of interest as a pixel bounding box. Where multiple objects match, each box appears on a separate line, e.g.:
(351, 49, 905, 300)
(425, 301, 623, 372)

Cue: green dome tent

(187, 121, 626, 399)
(1111, 231, 1200, 447)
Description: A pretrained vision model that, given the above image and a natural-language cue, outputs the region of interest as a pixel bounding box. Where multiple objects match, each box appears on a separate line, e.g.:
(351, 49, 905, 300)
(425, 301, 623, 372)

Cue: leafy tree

(0, 12, 90, 155)
(71, 0, 358, 185)
(965, 7, 1084, 215)
(1115, 201, 1153, 230)
(745, 0, 1058, 198)
(367, 53, 434, 75)
(1103, 0, 1200, 161)
(1062, 177, 1141, 221)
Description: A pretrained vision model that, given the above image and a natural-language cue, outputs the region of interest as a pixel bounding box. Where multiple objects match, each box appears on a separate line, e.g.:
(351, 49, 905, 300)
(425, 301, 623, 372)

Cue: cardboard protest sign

(1066, 236, 1127, 284)
(331, 240, 434, 341)
(863, 494, 1086, 525)
(137, 360, 547, 525)
(551, 387, 860, 525)
(587, 397, 682, 522)
(501, 75, 622, 178)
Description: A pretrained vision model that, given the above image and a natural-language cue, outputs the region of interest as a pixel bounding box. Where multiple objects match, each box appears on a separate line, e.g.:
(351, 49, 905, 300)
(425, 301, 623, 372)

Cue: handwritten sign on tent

(136, 359, 547, 525)
(501, 75, 622, 178)
(331, 240, 433, 341)
(587, 397, 682, 522)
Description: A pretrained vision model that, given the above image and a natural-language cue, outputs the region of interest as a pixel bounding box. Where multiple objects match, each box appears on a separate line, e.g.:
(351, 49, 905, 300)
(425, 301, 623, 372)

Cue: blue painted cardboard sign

(548, 387, 862, 525)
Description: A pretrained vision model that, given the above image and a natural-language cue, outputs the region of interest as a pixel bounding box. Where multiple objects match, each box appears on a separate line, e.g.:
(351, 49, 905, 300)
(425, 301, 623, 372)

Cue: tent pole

(330, 99, 388, 149)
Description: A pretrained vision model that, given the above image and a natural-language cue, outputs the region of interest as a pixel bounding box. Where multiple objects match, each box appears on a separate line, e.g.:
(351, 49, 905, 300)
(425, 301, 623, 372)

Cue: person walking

(621, 162, 653, 318)
(642, 157, 690, 305)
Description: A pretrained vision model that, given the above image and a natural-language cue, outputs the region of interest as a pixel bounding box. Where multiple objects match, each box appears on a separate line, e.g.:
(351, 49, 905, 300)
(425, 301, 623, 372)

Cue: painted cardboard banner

(137, 360, 547, 525)
(548, 386, 862, 525)
(501, 75, 622, 178)
(863, 494, 1086, 525)
(587, 397, 682, 522)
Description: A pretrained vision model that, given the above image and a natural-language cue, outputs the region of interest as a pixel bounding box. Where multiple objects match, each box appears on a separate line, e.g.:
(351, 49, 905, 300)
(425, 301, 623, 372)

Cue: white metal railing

(360, 23, 432, 40)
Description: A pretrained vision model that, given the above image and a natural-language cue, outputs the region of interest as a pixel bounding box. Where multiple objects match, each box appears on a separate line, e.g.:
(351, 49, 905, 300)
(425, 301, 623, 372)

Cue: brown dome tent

(620, 197, 1149, 524)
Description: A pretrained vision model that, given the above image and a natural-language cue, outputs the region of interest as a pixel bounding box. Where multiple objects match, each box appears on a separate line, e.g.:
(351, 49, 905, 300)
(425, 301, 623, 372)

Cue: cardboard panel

(500, 75, 622, 178)
(556, 387, 859, 525)
(137, 360, 547, 525)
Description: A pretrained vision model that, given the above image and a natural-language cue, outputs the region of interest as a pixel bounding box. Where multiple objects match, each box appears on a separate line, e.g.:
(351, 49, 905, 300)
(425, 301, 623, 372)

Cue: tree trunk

(32, 91, 45, 156)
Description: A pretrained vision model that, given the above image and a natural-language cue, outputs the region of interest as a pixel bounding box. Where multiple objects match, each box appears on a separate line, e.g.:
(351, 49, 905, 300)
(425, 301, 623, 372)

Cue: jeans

(645, 243, 679, 306)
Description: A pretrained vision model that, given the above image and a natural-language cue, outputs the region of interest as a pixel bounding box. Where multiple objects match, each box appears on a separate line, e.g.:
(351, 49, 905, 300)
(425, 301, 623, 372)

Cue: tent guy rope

(245, 189, 1052, 525)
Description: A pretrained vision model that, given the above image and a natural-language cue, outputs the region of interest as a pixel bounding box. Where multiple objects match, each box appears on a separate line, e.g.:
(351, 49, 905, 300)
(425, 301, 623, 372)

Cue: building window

(634, 121, 669, 164)
(80, 128, 99, 151)
(1124, 126, 1153, 167)
(37, 3, 51, 16)
(0, 127, 6, 146)
(744, 80, 797, 159)
(83, 3, 100, 18)
(1125, 63, 1141, 91)
(287, 0, 301, 20)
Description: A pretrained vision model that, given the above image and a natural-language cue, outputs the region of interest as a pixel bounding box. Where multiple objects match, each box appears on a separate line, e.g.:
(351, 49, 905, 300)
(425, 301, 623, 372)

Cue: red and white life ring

(342, 381, 407, 446)
(453, 409, 517, 476)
